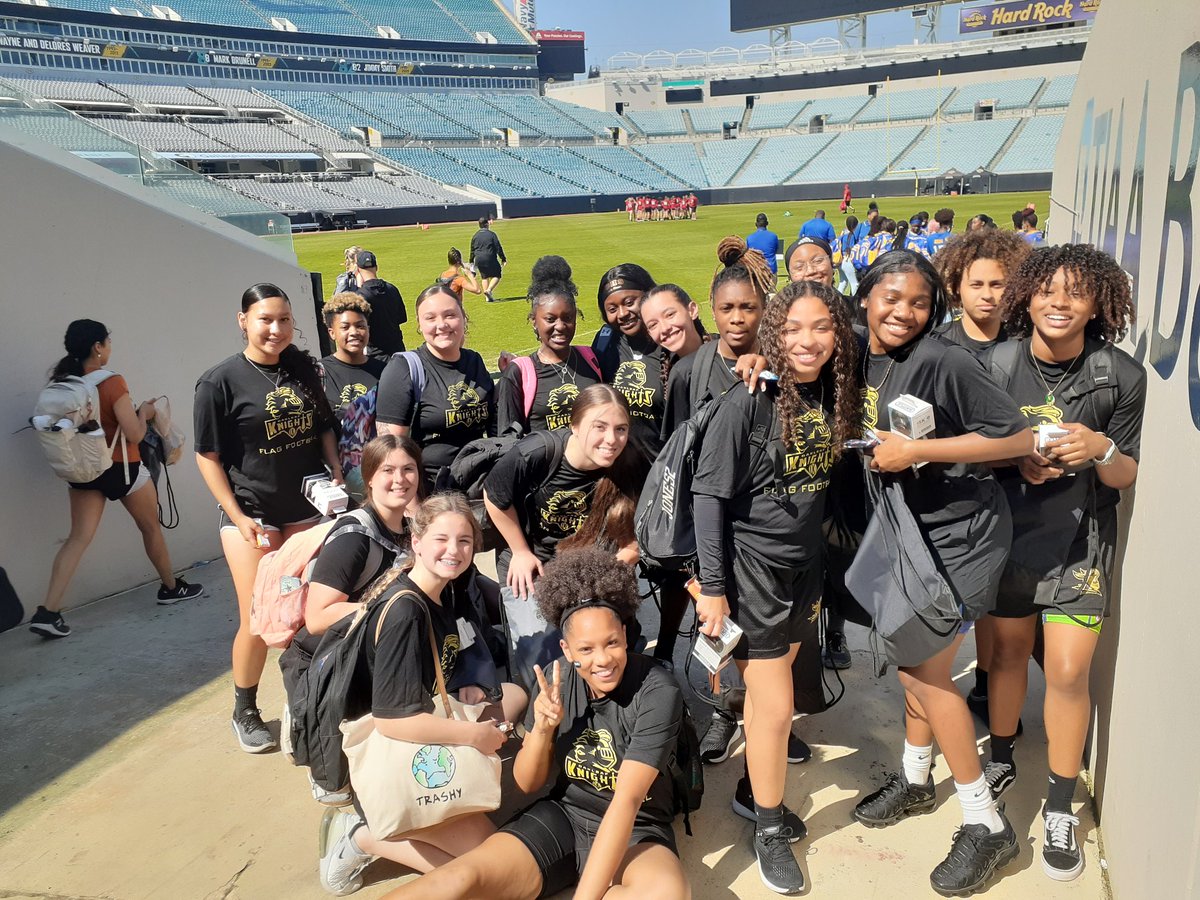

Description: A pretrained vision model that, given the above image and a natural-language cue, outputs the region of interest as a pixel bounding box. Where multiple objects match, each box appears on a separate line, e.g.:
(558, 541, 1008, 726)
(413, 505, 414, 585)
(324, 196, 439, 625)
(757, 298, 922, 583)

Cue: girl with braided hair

(691, 279, 859, 895)
(984, 244, 1145, 883)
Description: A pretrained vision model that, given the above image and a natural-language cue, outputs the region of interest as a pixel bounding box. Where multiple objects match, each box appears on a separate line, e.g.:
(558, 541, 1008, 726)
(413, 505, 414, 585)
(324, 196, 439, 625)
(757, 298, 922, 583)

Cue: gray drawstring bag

(846, 471, 962, 670)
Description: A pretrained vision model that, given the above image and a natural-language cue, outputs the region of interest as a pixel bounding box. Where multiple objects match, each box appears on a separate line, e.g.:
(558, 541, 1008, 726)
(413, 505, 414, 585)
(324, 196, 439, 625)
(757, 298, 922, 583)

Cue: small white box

(692, 618, 744, 675)
(889, 394, 935, 470)
(303, 474, 349, 517)
(1037, 423, 1070, 453)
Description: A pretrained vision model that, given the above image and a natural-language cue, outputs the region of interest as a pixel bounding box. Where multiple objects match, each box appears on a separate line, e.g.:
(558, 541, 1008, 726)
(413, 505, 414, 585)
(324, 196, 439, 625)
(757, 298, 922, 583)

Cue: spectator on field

(799, 208, 838, 245)
(969, 214, 997, 231)
(1020, 211, 1046, 246)
(925, 208, 956, 256)
(470, 217, 507, 303)
(854, 204, 880, 243)
(746, 213, 782, 277)
(439, 247, 482, 300)
(354, 250, 407, 357)
(334, 246, 363, 295)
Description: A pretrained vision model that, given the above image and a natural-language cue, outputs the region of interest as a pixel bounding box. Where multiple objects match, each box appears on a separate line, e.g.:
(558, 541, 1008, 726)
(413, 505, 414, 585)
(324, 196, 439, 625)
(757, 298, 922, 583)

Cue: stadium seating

(105, 82, 221, 109)
(994, 114, 1065, 173)
(700, 139, 759, 186)
(1039, 75, 1076, 108)
(479, 95, 593, 139)
(2, 78, 129, 106)
(545, 99, 624, 137)
(241, 0, 373, 38)
(624, 108, 687, 137)
(792, 125, 925, 182)
(503, 147, 630, 194)
(803, 95, 872, 126)
(86, 117, 230, 153)
(733, 133, 835, 186)
(746, 99, 808, 131)
(195, 87, 289, 111)
(943, 77, 1044, 115)
(147, 174, 274, 216)
(379, 147, 530, 197)
(685, 105, 742, 134)
(0, 108, 132, 153)
(632, 143, 708, 187)
(856, 86, 953, 124)
(889, 118, 1020, 176)
(568, 146, 687, 191)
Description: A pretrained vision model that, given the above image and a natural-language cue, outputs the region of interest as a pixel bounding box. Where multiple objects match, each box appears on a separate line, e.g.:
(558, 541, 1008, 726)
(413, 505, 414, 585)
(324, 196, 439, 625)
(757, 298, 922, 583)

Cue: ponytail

(50, 319, 108, 383)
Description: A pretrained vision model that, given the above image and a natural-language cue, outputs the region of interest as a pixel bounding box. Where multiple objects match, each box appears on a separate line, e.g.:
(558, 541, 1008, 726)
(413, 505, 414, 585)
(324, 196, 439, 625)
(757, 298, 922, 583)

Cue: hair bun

(716, 235, 748, 268)
(532, 255, 572, 283)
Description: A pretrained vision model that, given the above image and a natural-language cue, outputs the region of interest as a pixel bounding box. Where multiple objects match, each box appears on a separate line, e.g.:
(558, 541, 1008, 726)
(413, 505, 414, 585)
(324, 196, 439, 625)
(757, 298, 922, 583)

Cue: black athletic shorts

(69, 461, 146, 501)
(992, 514, 1117, 620)
(476, 257, 502, 279)
(499, 798, 677, 899)
(727, 548, 822, 661)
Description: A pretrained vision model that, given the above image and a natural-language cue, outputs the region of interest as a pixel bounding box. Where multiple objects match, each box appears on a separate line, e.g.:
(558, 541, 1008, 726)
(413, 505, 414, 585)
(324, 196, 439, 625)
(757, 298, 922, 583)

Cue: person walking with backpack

(691, 280, 859, 894)
(983, 245, 1146, 883)
(318, 493, 520, 896)
(496, 257, 602, 435)
(849, 250, 1033, 897)
(382, 546, 690, 900)
(376, 284, 494, 492)
(194, 283, 342, 754)
(29, 320, 204, 638)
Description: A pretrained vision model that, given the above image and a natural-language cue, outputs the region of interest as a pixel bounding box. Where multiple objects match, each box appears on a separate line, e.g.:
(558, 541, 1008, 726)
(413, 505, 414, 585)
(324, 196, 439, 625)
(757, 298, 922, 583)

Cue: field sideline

(295, 190, 1050, 368)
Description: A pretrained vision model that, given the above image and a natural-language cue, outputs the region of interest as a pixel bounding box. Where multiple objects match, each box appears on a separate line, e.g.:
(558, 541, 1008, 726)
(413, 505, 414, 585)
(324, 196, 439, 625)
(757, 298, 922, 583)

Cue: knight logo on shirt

(1069, 567, 1103, 597)
(540, 490, 589, 534)
(545, 383, 580, 431)
(784, 408, 835, 485)
(1020, 401, 1065, 429)
(338, 382, 369, 407)
(564, 727, 619, 792)
(440, 633, 460, 678)
(613, 361, 656, 410)
(445, 382, 487, 429)
(863, 385, 880, 430)
(264, 387, 314, 441)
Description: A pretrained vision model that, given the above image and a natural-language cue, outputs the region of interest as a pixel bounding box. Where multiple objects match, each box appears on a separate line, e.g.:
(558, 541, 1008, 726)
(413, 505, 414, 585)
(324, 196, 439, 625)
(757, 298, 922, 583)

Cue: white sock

(902, 741, 933, 786)
(956, 775, 1005, 833)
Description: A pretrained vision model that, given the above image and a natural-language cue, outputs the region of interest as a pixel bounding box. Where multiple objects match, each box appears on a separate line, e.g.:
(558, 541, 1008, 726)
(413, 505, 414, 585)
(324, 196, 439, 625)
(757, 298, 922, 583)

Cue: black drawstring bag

(846, 471, 961, 670)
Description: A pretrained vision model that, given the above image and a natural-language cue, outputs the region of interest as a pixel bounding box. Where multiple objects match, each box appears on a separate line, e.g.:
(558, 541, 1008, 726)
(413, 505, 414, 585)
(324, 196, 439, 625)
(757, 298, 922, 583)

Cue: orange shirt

(96, 373, 140, 464)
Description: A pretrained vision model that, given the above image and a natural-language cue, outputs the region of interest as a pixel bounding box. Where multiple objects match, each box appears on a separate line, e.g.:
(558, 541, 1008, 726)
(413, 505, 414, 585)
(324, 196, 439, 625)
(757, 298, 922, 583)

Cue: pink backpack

(513, 347, 603, 419)
(249, 509, 401, 649)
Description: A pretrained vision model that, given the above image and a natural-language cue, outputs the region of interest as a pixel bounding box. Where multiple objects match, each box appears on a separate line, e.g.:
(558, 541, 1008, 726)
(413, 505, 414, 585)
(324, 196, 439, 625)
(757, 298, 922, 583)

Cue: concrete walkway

(0, 560, 1106, 899)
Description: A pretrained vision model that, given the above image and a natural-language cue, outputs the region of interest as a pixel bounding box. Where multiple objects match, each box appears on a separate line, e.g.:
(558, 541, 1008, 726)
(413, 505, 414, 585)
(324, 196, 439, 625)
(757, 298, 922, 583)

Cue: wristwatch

(1095, 436, 1118, 466)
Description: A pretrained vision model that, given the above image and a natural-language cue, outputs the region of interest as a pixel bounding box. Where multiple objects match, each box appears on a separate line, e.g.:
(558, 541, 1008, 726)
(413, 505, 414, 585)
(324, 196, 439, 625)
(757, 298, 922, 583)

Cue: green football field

(295, 190, 1049, 368)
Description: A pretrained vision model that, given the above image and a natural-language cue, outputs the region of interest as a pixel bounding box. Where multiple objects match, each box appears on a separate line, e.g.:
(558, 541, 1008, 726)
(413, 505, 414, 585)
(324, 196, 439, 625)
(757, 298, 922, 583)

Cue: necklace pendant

(1046, 393, 1055, 405)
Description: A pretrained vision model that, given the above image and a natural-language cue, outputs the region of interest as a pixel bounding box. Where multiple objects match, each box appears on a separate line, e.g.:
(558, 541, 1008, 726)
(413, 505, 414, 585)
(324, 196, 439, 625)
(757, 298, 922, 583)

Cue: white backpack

(31, 370, 127, 483)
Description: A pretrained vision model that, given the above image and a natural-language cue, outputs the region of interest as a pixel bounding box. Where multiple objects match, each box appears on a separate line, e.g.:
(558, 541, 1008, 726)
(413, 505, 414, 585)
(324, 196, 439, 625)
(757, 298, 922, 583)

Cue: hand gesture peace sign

(532, 660, 565, 735)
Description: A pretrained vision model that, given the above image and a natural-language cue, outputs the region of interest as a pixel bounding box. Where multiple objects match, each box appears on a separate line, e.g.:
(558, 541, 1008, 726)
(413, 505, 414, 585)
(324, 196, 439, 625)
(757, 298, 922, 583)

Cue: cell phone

(844, 437, 881, 451)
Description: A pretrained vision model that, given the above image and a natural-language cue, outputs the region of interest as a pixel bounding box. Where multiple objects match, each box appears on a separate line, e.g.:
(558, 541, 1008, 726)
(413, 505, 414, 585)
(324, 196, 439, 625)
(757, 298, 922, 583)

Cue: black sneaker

(732, 776, 807, 843)
(699, 710, 742, 765)
(983, 761, 1017, 803)
(929, 815, 1019, 897)
(787, 733, 811, 764)
(1041, 810, 1083, 881)
(967, 690, 1023, 736)
(29, 606, 70, 639)
(231, 707, 278, 754)
(823, 631, 852, 669)
(157, 577, 205, 605)
(853, 771, 936, 827)
(753, 824, 806, 894)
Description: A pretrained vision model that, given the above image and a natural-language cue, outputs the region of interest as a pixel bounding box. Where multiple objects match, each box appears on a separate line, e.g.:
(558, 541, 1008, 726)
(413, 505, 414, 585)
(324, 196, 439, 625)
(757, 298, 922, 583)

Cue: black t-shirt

(936, 318, 1006, 360)
(531, 653, 681, 830)
(862, 333, 1027, 526)
(375, 346, 495, 484)
(309, 507, 408, 598)
(692, 383, 835, 567)
(364, 574, 467, 719)
(495, 349, 602, 434)
(999, 338, 1146, 514)
(320, 355, 386, 414)
(595, 329, 667, 458)
(356, 279, 407, 356)
(194, 353, 335, 524)
(484, 430, 601, 561)
(661, 342, 741, 437)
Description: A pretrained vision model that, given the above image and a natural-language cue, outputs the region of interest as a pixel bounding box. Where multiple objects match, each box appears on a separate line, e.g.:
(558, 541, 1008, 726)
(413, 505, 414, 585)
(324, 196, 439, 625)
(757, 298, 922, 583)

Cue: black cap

(355, 250, 377, 269)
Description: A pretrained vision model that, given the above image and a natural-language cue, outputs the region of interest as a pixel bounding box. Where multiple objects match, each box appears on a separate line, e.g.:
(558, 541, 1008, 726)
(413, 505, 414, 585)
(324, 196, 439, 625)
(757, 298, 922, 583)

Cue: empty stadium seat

(685, 105, 742, 134)
(791, 125, 925, 182)
(734, 133, 835, 186)
(633, 143, 708, 187)
(624, 108, 687, 137)
(856, 86, 953, 124)
(944, 77, 1044, 115)
(700, 138, 759, 187)
(889, 118, 1019, 176)
(993, 114, 1065, 173)
(1039, 75, 1076, 108)
(746, 99, 808, 131)
(802, 95, 872, 127)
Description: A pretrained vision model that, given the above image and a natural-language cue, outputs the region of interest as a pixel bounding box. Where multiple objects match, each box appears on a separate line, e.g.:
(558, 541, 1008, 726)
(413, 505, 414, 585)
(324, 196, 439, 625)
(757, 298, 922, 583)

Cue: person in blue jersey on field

(747, 213, 781, 278)
(799, 208, 837, 245)
(925, 208, 956, 256)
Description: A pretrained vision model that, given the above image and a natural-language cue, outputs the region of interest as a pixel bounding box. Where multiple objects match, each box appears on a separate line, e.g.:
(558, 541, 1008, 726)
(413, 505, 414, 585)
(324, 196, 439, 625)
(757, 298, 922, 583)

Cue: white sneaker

(318, 808, 371, 895)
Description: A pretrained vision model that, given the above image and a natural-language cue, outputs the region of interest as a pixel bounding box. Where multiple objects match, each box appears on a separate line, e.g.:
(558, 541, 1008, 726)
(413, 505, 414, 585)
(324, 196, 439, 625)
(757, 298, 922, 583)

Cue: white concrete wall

(0, 128, 316, 618)
(1052, 2, 1200, 897)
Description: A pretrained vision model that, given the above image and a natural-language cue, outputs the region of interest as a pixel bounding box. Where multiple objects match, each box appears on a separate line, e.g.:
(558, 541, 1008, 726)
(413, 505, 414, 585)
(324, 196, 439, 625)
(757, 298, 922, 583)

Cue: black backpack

(287, 586, 417, 794)
(635, 387, 777, 572)
(669, 698, 705, 836)
(984, 340, 1117, 425)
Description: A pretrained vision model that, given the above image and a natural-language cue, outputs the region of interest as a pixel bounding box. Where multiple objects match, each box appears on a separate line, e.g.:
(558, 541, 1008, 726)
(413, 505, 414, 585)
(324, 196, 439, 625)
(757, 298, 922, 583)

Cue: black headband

(559, 598, 623, 629)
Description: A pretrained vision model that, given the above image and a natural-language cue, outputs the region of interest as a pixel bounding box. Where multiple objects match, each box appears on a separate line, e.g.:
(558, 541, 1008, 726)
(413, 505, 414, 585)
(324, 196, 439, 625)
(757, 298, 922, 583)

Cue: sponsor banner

(959, 0, 1100, 34)
(533, 29, 584, 42)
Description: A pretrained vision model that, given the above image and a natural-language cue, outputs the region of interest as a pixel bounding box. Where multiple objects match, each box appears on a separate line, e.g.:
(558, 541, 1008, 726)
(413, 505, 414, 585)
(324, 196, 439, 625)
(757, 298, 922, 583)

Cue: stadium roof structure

(730, 0, 953, 33)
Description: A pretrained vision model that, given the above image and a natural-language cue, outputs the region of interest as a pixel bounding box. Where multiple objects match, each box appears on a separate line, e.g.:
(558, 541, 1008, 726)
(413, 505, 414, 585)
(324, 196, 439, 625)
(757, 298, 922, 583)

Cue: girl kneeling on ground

(984, 245, 1145, 883)
(692, 279, 860, 895)
(385, 546, 690, 900)
(318, 493, 526, 896)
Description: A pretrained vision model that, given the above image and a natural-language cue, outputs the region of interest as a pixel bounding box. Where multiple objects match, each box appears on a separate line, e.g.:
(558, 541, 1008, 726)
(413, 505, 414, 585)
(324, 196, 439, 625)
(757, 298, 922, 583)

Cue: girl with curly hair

(935, 229, 1032, 359)
(195, 283, 341, 754)
(496, 256, 603, 435)
(690, 279, 859, 894)
(385, 546, 689, 900)
(983, 244, 1145, 883)
(849, 250, 1033, 896)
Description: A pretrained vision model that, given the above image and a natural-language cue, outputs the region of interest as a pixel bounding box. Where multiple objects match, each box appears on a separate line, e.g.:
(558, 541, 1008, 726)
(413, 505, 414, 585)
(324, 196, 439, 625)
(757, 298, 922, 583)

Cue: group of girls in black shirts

(189, 227, 1144, 898)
